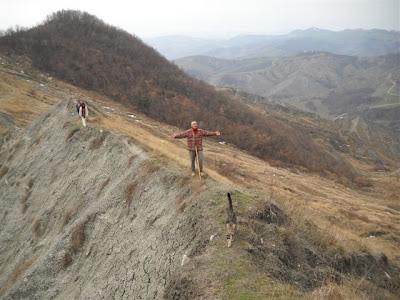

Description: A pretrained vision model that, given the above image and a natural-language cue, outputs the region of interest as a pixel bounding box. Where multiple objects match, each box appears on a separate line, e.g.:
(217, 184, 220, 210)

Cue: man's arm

(202, 129, 221, 137)
(173, 130, 189, 139)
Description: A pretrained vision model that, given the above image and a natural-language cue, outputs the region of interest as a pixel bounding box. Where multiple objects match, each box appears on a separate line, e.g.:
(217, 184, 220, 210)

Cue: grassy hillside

(0, 10, 368, 184)
(1, 58, 399, 299)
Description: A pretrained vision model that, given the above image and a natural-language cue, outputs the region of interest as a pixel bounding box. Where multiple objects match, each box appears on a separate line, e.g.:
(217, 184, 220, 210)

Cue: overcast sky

(1, 0, 399, 38)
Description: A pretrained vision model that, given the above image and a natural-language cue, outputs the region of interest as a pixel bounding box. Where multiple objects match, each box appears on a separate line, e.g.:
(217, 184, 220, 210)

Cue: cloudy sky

(1, 0, 399, 38)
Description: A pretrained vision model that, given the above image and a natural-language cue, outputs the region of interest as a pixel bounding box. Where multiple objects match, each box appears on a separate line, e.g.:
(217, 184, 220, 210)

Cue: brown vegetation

(0, 165, 9, 178)
(62, 208, 76, 228)
(71, 222, 86, 253)
(0, 258, 35, 296)
(89, 132, 107, 150)
(0, 10, 360, 182)
(125, 182, 137, 212)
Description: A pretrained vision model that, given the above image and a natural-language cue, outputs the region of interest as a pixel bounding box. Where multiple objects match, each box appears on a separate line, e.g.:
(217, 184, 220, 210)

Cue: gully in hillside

(173, 121, 221, 177)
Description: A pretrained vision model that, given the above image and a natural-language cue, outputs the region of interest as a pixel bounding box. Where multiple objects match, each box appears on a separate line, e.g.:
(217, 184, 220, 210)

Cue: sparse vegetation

(71, 222, 86, 253)
(62, 208, 76, 228)
(0, 258, 35, 296)
(89, 132, 107, 150)
(65, 126, 80, 141)
(62, 252, 72, 269)
(125, 182, 137, 211)
(32, 218, 44, 239)
(0, 165, 9, 178)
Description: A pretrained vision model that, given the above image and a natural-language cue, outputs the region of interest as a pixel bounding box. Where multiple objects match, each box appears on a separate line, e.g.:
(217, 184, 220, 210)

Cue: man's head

(191, 121, 198, 130)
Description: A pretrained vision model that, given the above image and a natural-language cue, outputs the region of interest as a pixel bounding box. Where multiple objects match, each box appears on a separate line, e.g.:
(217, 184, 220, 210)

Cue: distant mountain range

(175, 52, 400, 116)
(146, 28, 400, 59)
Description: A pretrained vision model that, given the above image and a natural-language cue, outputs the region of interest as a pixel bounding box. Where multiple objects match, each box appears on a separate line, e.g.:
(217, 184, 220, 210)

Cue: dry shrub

(32, 218, 44, 238)
(127, 155, 136, 167)
(71, 222, 86, 253)
(65, 126, 80, 141)
(62, 208, 76, 228)
(89, 133, 106, 150)
(28, 178, 34, 189)
(62, 252, 72, 269)
(0, 165, 9, 178)
(0, 258, 35, 295)
(125, 182, 137, 210)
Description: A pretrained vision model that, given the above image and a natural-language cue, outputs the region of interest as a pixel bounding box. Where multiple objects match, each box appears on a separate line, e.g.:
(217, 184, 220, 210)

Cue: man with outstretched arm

(173, 121, 221, 176)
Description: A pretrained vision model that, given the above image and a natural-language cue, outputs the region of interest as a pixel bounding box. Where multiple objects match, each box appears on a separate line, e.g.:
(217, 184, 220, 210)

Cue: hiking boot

(200, 172, 205, 177)
(191, 172, 196, 177)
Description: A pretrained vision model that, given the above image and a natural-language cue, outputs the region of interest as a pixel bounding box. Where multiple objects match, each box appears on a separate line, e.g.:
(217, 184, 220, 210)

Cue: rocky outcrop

(0, 101, 215, 299)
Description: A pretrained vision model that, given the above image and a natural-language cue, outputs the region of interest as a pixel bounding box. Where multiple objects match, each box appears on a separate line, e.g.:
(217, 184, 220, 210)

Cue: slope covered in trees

(0, 10, 363, 183)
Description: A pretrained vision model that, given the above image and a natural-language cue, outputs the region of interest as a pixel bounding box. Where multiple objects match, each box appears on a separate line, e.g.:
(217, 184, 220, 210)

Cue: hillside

(175, 53, 400, 117)
(1, 53, 400, 299)
(147, 28, 400, 60)
(175, 53, 400, 163)
(0, 10, 375, 184)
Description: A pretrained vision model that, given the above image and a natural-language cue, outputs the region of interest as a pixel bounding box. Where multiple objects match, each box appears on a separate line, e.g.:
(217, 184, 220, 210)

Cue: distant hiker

(173, 121, 220, 177)
(226, 193, 237, 248)
(79, 102, 88, 127)
(75, 100, 81, 114)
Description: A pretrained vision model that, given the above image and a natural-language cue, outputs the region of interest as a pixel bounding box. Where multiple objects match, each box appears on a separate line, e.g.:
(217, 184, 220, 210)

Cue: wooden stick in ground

(195, 146, 202, 181)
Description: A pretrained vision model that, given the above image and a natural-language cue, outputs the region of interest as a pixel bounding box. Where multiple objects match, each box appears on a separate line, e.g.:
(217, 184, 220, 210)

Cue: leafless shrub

(125, 182, 137, 211)
(71, 222, 86, 253)
(28, 178, 34, 189)
(0, 165, 9, 178)
(0, 258, 35, 295)
(62, 208, 76, 228)
(62, 252, 72, 269)
(89, 133, 106, 150)
(32, 218, 44, 238)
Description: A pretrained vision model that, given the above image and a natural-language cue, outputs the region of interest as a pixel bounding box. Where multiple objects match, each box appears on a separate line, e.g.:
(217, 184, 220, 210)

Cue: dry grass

(62, 252, 72, 269)
(62, 208, 76, 228)
(0, 165, 9, 178)
(0, 258, 35, 296)
(32, 218, 44, 239)
(71, 222, 86, 253)
(311, 281, 365, 300)
(125, 182, 137, 212)
(28, 178, 34, 189)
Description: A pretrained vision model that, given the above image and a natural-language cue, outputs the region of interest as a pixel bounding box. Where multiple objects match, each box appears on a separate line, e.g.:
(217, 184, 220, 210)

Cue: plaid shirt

(174, 128, 217, 151)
